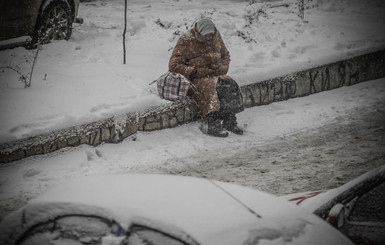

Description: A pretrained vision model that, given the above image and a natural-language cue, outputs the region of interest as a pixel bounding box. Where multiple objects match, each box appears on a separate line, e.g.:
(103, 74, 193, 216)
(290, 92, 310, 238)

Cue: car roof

(0, 174, 353, 245)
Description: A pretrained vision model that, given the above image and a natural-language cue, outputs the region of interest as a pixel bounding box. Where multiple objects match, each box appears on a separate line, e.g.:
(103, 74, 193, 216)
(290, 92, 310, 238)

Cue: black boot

(223, 113, 244, 135)
(207, 114, 228, 137)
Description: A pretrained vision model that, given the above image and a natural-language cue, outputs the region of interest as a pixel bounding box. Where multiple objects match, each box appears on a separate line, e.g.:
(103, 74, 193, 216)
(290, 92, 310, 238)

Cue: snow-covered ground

(0, 0, 385, 221)
(1, 77, 384, 220)
(0, 0, 385, 143)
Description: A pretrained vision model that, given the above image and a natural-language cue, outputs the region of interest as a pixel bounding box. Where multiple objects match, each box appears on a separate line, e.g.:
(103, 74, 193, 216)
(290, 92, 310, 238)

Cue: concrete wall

(241, 50, 385, 107)
(1, 49, 384, 163)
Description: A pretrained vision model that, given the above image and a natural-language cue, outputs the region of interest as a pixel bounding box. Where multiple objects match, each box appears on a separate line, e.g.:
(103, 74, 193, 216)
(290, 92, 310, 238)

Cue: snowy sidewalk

(1, 76, 385, 220)
(1, 49, 385, 163)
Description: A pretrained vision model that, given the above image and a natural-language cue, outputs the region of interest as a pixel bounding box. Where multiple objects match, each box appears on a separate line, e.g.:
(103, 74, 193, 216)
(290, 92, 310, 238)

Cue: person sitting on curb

(169, 18, 244, 137)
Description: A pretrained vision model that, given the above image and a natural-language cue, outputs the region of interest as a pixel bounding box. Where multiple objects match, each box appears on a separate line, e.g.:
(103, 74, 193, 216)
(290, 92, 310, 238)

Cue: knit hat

(196, 18, 216, 36)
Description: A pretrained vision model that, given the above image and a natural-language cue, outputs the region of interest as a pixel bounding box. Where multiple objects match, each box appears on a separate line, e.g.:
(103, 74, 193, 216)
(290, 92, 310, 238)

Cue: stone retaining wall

(0, 101, 200, 163)
(1, 49, 384, 163)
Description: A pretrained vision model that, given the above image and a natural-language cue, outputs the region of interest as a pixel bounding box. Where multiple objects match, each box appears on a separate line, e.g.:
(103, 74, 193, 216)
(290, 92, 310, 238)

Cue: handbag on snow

(152, 71, 195, 101)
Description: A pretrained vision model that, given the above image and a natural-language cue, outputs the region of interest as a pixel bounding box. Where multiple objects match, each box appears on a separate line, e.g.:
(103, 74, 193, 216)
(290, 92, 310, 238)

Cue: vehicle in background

(282, 165, 385, 245)
(0, 174, 353, 245)
(0, 0, 81, 49)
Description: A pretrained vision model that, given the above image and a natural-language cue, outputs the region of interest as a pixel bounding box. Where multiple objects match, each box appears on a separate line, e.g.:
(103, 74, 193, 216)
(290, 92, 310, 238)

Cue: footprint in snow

(86, 149, 104, 161)
(22, 169, 42, 179)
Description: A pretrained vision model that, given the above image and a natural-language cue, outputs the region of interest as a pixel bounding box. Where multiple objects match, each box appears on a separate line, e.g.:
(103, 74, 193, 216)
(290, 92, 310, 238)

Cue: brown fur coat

(168, 27, 232, 116)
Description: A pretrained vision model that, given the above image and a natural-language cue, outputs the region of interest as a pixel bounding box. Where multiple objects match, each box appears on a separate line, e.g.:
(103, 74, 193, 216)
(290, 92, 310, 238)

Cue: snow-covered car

(0, 0, 80, 48)
(0, 174, 353, 245)
(282, 165, 385, 245)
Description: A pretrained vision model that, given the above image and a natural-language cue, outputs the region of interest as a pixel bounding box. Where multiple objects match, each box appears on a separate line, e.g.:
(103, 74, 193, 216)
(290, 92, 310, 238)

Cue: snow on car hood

(0, 174, 353, 245)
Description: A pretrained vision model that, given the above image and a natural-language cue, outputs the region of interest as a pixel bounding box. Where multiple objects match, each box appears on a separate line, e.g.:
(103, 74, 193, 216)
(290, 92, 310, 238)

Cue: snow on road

(1, 77, 384, 220)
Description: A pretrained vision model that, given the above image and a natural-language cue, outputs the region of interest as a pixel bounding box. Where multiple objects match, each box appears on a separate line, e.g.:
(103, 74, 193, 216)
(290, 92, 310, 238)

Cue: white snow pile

(0, 0, 385, 144)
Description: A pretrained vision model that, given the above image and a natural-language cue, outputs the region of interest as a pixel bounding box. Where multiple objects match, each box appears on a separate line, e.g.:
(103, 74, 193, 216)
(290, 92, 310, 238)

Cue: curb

(1, 49, 385, 163)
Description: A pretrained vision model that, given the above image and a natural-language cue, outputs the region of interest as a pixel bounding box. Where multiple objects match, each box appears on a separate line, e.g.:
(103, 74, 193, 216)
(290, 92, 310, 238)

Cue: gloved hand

(190, 67, 198, 80)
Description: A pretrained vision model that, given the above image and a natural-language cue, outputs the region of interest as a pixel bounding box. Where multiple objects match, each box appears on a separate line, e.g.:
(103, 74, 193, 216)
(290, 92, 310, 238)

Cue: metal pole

(123, 0, 127, 64)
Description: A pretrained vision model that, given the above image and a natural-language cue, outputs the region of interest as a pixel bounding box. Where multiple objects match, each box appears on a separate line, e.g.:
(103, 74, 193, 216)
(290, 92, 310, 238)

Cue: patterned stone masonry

(0, 101, 200, 163)
(0, 49, 384, 164)
(138, 100, 200, 132)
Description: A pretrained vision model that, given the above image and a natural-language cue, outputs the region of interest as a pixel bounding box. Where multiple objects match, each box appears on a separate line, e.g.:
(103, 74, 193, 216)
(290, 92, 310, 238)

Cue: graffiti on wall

(310, 61, 360, 94)
(309, 68, 330, 94)
(243, 76, 297, 106)
(242, 58, 363, 107)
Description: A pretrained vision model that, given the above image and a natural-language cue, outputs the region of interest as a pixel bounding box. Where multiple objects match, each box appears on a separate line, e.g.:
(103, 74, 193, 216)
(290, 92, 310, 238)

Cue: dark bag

(152, 71, 195, 101)
(216, 77, 244, 113)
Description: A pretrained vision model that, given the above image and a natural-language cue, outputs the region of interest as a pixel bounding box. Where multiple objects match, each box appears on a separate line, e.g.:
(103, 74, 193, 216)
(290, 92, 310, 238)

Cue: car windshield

(17, 214, 198, 245)
(19, 215, 125, 245)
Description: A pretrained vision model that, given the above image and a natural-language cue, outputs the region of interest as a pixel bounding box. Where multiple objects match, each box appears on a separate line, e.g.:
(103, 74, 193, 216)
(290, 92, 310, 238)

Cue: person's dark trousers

(216, 77, 244, 114)
(215, 77, 244, 135)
